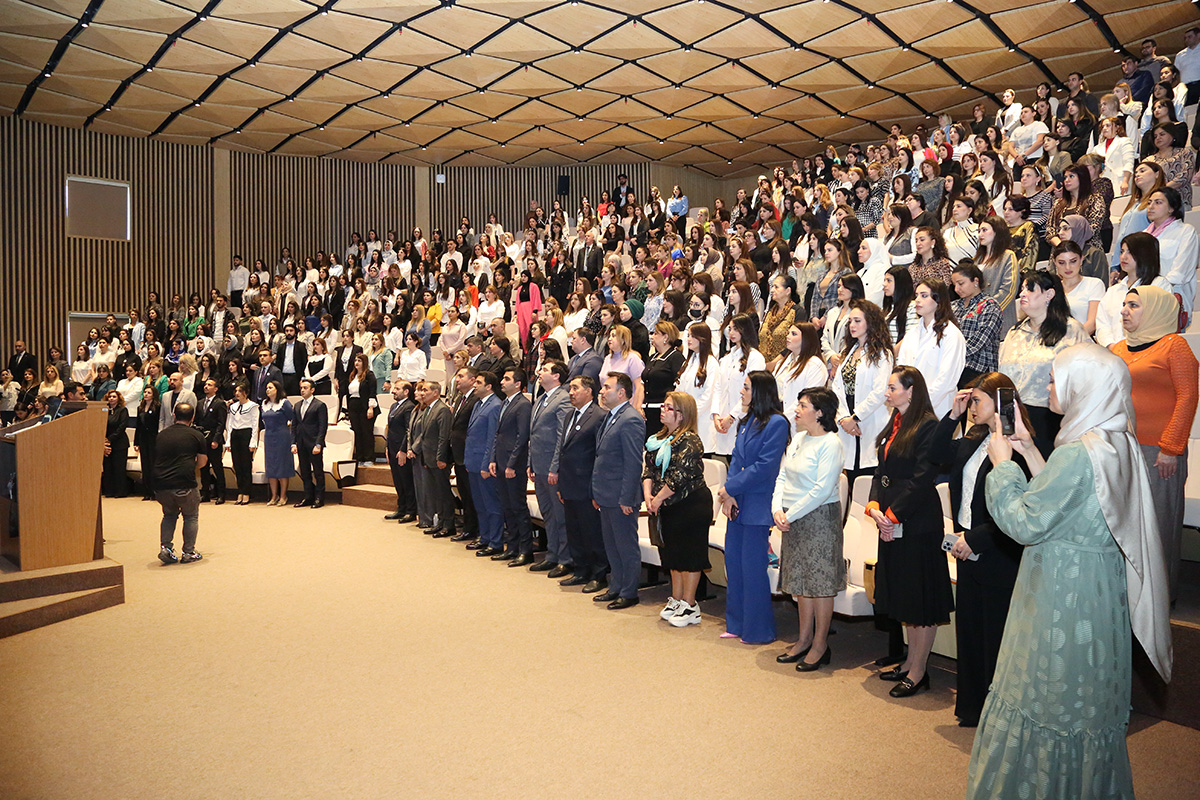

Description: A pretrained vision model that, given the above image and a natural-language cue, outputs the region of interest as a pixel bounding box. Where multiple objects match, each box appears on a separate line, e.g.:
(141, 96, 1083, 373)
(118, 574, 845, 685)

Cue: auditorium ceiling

(0, 0, 1194, 176)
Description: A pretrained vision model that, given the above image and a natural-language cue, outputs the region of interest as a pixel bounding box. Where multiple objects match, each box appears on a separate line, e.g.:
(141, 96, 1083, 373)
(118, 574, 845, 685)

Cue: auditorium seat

(326, 427, 357, 487)
(318, 394, 340, 424)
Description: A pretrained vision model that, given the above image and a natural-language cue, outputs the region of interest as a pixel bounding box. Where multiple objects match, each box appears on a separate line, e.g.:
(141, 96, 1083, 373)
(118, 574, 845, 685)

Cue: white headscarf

(1054, 343, 1172, 681)
(858, 238, 891, 307)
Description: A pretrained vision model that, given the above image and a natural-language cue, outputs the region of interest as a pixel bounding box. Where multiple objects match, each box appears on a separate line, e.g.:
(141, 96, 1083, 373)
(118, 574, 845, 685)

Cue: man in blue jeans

(154, 401, 208, 564)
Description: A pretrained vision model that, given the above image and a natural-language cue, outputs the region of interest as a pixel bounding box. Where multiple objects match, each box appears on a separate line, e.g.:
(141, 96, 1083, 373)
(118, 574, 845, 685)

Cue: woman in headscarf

(855, 238, 890, 308)
(513, 268, 543, 349)
(1055, 213, 1109, 284)
(968, 343, 1173, 799)
(1111, 286, 1198, 602)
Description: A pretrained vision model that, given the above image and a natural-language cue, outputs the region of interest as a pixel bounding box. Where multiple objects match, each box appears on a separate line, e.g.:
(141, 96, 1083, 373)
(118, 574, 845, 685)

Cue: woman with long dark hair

(895, 279, 966, 417)
(772, 322, 826, 422)
(882, 266, 916, 351)
(866, 366, 951, 698)
(224, 382, 259, 505)
(930, 373, 1031, 727)
(998, 271, 1088, 454)
(1046, 164, 1105, 252)
(716, 370, 790, 644)
(712, 315, 766, 458)
(345, 353, 378, 467)
(1096, 231, 1170, 347)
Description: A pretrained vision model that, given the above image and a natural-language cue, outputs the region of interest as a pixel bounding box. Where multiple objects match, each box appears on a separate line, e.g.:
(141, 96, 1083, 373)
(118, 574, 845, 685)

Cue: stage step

(341, 484, 398, 511)
(356, 465, 393, 487)
(0, 557, 125, 639)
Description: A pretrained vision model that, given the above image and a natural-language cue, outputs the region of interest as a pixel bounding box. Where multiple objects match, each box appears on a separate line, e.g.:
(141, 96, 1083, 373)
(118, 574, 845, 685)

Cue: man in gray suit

(591, 372, 646, 609)
(407, 381, 455, 535)
(159, 371, 198, 432)
(526, 360, 574, 577)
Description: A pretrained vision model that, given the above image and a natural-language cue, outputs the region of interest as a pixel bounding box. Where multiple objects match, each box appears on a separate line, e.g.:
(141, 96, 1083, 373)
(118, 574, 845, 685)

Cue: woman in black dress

(345, 353, 378, 466)
(134, 384, 161, 499)
(930, 373, 1030, 727)
(642, 321, 685, 437)
(102, 389, 130, 497)
(644, 390, 712, 627)
(865, 365, 953, 699)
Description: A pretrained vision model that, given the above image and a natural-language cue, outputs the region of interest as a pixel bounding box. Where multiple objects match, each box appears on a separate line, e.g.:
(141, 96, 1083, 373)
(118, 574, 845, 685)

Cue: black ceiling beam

(82, 0, 222, 129)
(14, 0, 105, 117)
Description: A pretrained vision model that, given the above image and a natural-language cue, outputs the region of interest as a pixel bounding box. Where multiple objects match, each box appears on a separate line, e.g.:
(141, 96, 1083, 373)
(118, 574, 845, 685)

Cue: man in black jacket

(384, 381, 418, 523)
(447, 366, 481, 541)
(275, 323, 308, 396)
(6, 340, 35, 380)
(291, 378, 328, 508)
(490, 367, 534, 565)
(195, 378, 228, 504)
(575, 231, 603, 283)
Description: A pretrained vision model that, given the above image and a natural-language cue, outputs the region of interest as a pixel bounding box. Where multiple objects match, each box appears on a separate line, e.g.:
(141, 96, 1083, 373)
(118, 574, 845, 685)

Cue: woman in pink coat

(513, 267, 543, 348)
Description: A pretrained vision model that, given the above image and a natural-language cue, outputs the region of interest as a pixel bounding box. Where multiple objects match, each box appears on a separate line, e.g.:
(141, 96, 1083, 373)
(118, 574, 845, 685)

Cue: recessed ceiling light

(319, 125, 325, 130)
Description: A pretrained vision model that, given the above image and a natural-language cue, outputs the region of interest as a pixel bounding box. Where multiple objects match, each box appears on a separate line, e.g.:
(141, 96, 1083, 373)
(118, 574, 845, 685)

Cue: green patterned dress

(967, 443, 1134, 800)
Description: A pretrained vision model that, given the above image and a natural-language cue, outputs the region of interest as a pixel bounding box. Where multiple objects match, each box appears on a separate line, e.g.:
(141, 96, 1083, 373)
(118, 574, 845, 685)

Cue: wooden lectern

(0, 406, 107, 570)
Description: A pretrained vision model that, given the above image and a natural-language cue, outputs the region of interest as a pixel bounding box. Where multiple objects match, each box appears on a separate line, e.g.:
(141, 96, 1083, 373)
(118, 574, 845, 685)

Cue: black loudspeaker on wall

(557, 175, 570, 196)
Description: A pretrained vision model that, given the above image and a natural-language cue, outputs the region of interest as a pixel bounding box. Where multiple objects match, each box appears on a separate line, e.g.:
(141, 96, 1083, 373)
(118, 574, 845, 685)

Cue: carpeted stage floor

(1, 497, 1197, 800)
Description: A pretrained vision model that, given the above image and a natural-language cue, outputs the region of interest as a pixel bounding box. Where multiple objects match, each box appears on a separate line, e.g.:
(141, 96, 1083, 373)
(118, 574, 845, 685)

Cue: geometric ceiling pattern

(1, 0, 1195, 176)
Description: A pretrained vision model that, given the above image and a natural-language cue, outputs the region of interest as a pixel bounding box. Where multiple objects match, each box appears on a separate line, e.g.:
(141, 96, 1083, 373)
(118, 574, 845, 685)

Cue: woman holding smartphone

(930, 374, 1031, 727)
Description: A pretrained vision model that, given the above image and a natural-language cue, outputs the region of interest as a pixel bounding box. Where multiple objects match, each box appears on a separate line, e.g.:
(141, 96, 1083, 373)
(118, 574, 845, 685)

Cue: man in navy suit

(290, 378, 328, 508)
(490, 367, 534, 565)
(251, 348, 283, 404)
(464, 371, 504, 556)
(550, 375, 609, 591)
(275, 323, 309, 397)
(195, 378, 228, 504)
(384, 380, 417, 523)
(526, 360, 574, 576)
(591, 372, 646, 609)
(567, 328, 603, 385)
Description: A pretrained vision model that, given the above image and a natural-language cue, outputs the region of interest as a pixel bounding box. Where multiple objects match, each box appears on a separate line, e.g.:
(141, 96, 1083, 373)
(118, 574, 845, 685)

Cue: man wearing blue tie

(464, 372, 504, 556)
(490, 367, 534, 566)
(591, 372, 646, 609)
(526, 360, 574, 577)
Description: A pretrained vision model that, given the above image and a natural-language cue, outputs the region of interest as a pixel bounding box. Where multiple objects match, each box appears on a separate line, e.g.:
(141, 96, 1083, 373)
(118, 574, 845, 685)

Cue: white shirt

(1178, 43, 1200, 85)
(1095, 275, 1172, 347)
(1064, 276, 1106, 327)
(398, 348, 426, 381)
(1011, 120, 1049, 159)
(896, 317, 967, 417)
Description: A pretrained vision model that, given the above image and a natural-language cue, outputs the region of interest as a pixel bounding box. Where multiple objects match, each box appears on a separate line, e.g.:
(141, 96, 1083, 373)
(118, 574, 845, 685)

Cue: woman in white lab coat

(712, 314, 766, 457)
(677, 323, 721, 454)
(831, 300, 895, 481)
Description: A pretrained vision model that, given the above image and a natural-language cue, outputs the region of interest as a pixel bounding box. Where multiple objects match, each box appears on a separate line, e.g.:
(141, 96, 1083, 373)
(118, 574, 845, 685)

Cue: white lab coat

(896, 317, 967, 418)
(712, 347, 765, 455)
(831, 345, 895, 471)
(679, 353, 720, 452)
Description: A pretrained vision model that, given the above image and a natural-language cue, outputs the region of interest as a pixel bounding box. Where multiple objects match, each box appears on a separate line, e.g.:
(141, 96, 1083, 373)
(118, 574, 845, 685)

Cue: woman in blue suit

(717, 370, 790, 644)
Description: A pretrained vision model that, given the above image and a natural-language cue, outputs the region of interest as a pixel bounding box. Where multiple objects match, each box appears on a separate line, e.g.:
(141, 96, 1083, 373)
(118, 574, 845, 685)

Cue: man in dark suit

(7, 340, 35, 379)
(195, 378, 228, 504)
(567, 328, 604, 385)
(464, 371, 504, 555)
(550, 375, 608, 591)
(613, 173, 634, 212)
(409, 381, 455, 536)
(447, 366, 481, 542)
(488, 337, 516, 379)
(490, 367, 533, 565)
(465, 336, 494, 374)
(290, 378, 328, 508)
(575, 231, 602, 283)
(334, 330, 363, 409)
(275, 323, 308, 397)
(251, 348, 283, 404)
(527, 360, 574, 576)
(384, 381, 418, 523)
(591, 372, 646, 609)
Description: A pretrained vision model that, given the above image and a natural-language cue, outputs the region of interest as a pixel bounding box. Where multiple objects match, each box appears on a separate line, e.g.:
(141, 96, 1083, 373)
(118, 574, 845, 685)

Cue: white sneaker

(659, 597, 681, 620)
(669, 603, 701, 627)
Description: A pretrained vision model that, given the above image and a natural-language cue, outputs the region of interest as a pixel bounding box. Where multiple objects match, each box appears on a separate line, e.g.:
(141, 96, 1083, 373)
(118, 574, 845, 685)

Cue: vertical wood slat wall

(647, 165, 724, 218)
(228, 152, 416, 271)
(0, 116, 213, 361)
(428, 163, 651, 235)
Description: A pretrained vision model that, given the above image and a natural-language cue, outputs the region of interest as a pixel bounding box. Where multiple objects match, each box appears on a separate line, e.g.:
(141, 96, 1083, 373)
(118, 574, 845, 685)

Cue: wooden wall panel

(427, 163, 651, 236)
(228, 151, 416, 271)
(0, 116, 213, 361)
(647, 165, 723, 218)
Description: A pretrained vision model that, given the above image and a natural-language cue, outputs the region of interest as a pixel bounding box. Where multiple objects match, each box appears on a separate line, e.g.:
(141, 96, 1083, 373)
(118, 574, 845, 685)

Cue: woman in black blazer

(345, 352, 378, 466)
(135, 385, 161, 499)
(102, 389, 130, 497)
(865, 365, 953, 699)
(929, 374, 1030, 728)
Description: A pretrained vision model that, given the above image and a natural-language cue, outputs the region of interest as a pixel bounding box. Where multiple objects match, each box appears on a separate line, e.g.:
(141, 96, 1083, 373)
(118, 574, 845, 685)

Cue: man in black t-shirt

(154, 401, 208, 564)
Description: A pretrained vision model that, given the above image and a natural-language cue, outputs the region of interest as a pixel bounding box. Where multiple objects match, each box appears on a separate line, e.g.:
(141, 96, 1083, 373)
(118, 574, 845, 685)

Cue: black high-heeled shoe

(776, 645, 811, 664)
(889, 671, 930, 698)
(879, 666, 908, 682)
(795, 646, 831, 672)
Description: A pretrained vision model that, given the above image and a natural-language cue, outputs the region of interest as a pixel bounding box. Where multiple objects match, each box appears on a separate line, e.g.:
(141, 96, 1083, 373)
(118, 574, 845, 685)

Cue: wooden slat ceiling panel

(2, 0, 1197, 173)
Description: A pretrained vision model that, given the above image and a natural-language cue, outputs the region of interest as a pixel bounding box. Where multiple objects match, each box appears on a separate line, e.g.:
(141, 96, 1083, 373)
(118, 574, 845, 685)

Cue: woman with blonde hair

(176, 353, 199, 394)
(643, 391, 712, 626)
(601, 324, 645, 411)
